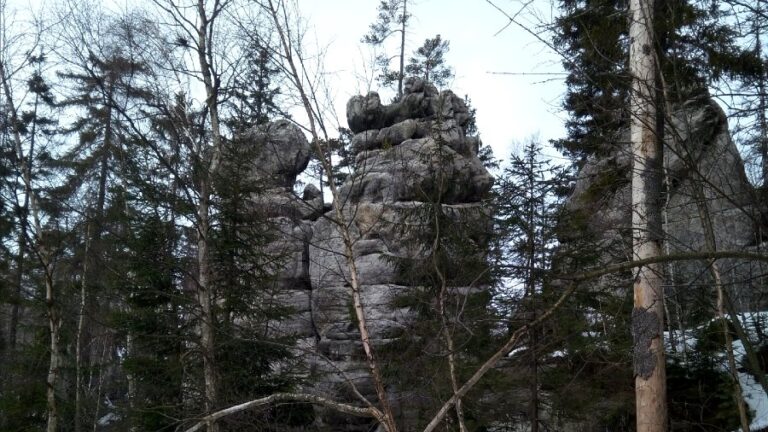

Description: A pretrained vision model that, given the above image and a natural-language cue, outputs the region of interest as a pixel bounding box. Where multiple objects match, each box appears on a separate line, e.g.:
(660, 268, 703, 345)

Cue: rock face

(564, 98, 764, 286)
(549, 97, 768, 431)
(246, 78, 493, 430)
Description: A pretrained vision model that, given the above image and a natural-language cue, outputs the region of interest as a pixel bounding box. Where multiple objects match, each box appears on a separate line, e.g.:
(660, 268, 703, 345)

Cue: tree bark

(629, 0, 667, 430)
(263, 2, 398, 430)
(756, 0, 768, 186)
(398, 0, 407, 97)
(193, 1, 226, 429)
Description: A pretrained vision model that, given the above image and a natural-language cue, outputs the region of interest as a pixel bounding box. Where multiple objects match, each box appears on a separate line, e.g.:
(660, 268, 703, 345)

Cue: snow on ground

(665, 312, 768, 431)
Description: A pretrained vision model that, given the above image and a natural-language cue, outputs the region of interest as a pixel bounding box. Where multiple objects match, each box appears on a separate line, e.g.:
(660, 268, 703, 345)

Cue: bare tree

(148, 1, 236, 429)
(0, 5, 62, 431)
(628, 0, 667, 430)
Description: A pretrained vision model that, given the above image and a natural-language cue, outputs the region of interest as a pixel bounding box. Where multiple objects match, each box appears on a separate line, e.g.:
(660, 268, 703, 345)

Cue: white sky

(299, 0, 567, 161)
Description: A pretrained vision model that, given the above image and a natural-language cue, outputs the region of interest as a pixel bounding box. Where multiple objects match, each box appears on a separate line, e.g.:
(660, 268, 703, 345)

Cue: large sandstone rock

(566, 99, 760, 260)
(243, 119, 311, 188)
(235, 81, 494, 431)
(561, 97, 766, 324)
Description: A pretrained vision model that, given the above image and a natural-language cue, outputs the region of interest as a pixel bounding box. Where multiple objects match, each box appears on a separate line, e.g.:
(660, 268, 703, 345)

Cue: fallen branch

(183, 393, 382, 432)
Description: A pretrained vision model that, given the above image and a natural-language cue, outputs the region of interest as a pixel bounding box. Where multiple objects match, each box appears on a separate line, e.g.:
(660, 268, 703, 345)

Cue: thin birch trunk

(264, 2, 397, 429)
(193, 1, 226, 428)
(629, 0, 667, 430)
(75, 223, 92, 432)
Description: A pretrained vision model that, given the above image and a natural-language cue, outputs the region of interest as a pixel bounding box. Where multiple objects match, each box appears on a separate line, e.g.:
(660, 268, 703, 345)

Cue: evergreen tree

(363, 0, 410, 96)
(493, 138, 569, 431)
(553, 0, 757, 161)
(405, 35, 454, 88)
(224, 38, 281, 132)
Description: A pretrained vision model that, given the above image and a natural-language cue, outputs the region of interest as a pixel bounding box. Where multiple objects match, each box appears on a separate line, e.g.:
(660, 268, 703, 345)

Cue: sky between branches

(287, 0, 569, 162)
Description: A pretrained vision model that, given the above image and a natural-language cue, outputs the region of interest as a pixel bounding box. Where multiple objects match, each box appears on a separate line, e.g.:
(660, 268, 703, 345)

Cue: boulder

(243, 119, 311, 188)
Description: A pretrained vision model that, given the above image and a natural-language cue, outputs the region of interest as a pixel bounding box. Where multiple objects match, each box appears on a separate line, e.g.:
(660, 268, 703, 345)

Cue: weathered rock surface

(557, 97, 767, 430)
(565, 99, 763, 272)
(248, 78, 493, 430)
(242, 119, 312, 188)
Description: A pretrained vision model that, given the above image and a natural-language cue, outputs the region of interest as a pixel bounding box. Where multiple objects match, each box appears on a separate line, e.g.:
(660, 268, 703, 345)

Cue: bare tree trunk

(45, 268, 59, 432)
(75, 223, 92, 432)
(629, 0, 667, 430)
(262, 2, 398, 429)
(526, 147, 539, 432)
(398, 0, 407, 97)
(756, 0, 768, 186)
(197, 192, 219, 432)
(9, 199, 27, 350)
(193, 1, 226, 428)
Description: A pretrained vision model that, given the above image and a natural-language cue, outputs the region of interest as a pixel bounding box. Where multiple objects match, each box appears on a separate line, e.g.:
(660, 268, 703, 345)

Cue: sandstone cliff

(244, 78, 493, 430)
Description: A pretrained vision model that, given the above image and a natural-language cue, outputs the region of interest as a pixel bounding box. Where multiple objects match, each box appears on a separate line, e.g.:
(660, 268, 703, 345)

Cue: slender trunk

(526, 149, 539, 432)
(629, 1, 667, 430)
(265, 2, 398, 430)
(756, 0, 768, 186)
(45, 268, 59, 432)
(398, 0, 407, 97)
(194, 2, 224, 429)
(8, 193, 29, 351)
(198, 189, 219, 432)
(125, 332, 137, 432)
(75, 223, 92, 432)
(10, 198, 27, 350)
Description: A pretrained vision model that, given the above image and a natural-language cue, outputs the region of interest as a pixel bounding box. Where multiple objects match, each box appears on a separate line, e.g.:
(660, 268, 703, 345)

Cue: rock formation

(563, 98, 765, 297)
(246, 78, 493, 430)
(554, 96, 768, 429)
(234, 83, 767, 431)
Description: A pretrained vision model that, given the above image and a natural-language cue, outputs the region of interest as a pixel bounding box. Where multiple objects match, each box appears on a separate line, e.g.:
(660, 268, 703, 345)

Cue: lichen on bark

(632, 307, 660, 379)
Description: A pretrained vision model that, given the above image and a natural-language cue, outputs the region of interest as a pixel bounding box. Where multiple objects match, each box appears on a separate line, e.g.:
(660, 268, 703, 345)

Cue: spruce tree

(553, 0, 756, 161)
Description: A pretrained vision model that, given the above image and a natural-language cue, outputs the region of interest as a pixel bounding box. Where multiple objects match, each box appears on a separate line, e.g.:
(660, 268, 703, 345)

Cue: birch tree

(628, 0, 667, 430)
(149, 1, 233, 429)
(0, 12, 62, 432)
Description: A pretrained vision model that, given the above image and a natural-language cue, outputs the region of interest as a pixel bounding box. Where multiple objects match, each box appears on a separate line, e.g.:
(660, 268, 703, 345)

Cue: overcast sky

(300, 0, 568, 161)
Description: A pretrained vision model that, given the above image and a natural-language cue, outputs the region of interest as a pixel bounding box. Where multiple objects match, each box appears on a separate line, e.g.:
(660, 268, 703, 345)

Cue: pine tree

(363, 0, 410, 96)
(405, 35, 454, 88)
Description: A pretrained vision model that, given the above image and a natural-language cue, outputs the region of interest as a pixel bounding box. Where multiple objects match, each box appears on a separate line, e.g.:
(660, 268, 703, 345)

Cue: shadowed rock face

(242, 78, 494, 430)
(553, 97, 768, 430)
(564, 98, 762, 269)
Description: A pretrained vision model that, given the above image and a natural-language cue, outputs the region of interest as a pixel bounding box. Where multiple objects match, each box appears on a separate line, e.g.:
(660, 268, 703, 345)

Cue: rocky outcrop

(310, 78, 493, 429)
(247, 78, 494, 430)
(564, 98, 764, 285)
